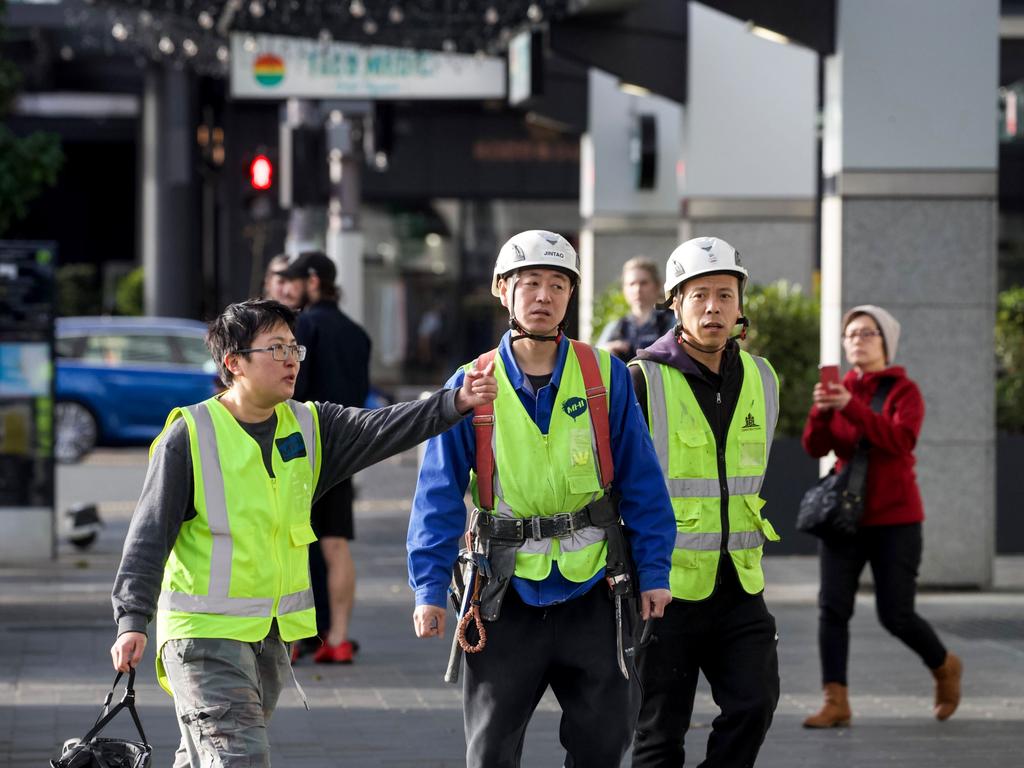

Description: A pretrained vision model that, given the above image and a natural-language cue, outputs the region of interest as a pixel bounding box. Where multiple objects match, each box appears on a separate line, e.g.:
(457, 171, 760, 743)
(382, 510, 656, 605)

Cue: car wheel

(55, 401, 98, 463)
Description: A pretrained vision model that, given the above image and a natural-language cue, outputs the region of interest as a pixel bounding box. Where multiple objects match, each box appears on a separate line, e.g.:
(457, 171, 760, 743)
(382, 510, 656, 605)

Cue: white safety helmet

(491, 230, 581, 298)
(663, 236, 748, 302)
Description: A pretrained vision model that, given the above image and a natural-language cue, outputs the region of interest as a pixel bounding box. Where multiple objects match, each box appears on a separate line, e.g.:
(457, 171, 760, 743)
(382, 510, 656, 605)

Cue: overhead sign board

(230, 33, 506, 100)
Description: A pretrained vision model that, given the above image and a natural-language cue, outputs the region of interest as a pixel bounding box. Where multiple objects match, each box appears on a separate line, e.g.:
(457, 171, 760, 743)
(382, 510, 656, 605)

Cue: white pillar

(682, 3, 819, 291)
(822, 0, 999, 587)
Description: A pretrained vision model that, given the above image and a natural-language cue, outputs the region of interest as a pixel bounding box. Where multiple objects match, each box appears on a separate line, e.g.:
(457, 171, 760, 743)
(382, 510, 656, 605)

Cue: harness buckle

(552, 511, 575, 538)
(472, 414, 495, 426)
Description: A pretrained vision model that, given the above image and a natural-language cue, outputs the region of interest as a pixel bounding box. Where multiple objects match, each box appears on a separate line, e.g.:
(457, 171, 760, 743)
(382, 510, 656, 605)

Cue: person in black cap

(276, 251, 371, 663)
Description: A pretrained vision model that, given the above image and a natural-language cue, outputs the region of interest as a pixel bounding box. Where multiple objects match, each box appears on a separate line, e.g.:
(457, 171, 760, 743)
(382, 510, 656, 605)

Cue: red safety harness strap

(472, 349, 499, 511)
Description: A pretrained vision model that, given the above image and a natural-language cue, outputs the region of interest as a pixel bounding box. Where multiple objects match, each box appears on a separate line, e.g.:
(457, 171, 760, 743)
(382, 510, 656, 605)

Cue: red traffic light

(250, 154, 273, 190)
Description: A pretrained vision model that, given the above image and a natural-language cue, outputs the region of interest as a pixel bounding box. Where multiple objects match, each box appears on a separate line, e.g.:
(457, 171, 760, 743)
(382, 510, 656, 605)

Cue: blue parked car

(55, 317, 222, 462)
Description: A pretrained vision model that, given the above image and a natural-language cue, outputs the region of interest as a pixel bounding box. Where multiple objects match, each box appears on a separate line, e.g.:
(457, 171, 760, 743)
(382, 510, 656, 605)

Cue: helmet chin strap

(507, 273, 567, 345)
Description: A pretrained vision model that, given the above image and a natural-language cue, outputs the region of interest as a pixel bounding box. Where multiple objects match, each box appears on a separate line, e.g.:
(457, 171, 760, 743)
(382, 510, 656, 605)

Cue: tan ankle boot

(932, 652, 962, 721)
(803, 682, 852, 728)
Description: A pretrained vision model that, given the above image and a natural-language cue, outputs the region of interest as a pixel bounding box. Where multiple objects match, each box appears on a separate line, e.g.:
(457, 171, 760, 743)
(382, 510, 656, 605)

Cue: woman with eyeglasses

(800, 305, 962, 728)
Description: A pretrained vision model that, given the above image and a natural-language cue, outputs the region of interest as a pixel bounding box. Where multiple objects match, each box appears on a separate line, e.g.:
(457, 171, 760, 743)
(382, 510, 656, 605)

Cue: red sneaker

(313, 640, 356, 664)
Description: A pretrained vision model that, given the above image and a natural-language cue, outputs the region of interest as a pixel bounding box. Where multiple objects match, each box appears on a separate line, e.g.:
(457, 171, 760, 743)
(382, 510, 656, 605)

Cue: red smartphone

(819, 364, 840, 389)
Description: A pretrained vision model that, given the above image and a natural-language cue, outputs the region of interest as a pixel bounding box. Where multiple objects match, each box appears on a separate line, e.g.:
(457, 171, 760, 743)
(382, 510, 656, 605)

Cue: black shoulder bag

(51, 667, 152, 768)
(796, 377, 895, 540)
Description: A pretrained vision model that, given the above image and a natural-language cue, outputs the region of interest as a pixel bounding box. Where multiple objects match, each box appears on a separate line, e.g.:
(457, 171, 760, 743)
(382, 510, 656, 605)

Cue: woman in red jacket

(801, 305, 962, 728)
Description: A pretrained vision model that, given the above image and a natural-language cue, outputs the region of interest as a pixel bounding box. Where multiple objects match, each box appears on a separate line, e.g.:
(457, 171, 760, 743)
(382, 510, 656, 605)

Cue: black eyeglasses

(236, 343, 307, 362)
(843, 330, 882, 340)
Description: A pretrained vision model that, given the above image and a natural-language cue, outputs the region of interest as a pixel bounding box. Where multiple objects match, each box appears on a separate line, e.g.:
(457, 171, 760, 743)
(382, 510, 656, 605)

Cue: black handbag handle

(79, 667, 150, 748)
(842, 377, 896, 501)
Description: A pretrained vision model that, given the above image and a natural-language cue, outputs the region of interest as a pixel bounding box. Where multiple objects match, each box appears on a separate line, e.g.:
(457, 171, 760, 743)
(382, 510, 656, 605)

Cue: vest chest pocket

(737, 431, 765, 472)
(670, 429, 709, 477)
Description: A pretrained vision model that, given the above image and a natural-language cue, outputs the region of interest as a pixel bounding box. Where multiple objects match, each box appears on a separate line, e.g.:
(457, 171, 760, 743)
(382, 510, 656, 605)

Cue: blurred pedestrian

(801, 305, 962, 727)
(596, 256, 675, 362)
(407, 230, 674, 768)
(276, 251, 371, 664)
(630, 237, 781, 767)
(262, 254, 293, 306)
(110, 298, 497, 766)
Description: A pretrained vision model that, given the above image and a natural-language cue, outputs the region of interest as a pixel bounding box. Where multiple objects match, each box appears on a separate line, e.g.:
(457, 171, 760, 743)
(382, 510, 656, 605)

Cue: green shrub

(56, 263, 101, 316)
(114, 267, 145, 316)
(589, 280, 630, 342)
(996, 286, 1024, 432)
(740, 282, 820, 437)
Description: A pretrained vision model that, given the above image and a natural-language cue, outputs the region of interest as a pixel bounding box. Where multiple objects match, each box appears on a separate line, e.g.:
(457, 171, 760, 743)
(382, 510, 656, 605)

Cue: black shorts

(311, 477, 355, 540)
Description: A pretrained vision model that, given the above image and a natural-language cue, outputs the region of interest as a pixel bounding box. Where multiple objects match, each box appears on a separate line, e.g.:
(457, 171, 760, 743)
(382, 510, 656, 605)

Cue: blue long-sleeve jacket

(407, 332, 675, 609)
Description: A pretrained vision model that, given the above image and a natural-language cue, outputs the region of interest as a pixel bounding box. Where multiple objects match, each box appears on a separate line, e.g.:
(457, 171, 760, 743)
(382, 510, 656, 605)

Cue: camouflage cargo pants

(161, 622, 291, 768)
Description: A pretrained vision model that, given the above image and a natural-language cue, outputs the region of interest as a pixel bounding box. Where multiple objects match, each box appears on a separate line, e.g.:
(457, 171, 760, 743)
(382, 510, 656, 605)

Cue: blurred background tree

(114, 267, 145, 316)
(996, 286, 1024, 433)
(0, 0, 63, 235)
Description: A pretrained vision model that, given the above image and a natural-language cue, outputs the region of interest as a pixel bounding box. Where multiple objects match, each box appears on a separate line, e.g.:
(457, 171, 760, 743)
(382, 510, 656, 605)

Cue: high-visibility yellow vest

(630, 351, 780, 601)
(153, 397, 322, 693)
(468, 343, 612, 583)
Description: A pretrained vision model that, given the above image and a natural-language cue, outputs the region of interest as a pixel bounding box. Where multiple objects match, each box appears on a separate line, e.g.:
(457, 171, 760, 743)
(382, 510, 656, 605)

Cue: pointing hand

(455, 360, 498, 414)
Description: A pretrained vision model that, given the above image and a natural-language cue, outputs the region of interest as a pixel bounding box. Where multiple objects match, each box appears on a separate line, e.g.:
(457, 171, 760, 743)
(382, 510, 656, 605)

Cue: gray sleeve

(314, 387, 464, 500)
(111, 418, 192, 637)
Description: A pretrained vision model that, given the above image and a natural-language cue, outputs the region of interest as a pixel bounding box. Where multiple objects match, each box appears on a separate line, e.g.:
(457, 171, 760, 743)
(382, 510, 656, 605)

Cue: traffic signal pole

(281, 99, 326, 257)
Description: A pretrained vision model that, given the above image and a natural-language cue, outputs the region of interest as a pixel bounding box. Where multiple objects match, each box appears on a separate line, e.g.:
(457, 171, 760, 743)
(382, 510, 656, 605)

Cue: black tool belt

(476, 507, 595, 543)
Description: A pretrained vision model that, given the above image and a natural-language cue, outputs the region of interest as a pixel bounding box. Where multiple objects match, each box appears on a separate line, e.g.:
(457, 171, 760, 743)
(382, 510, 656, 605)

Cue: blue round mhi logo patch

(562, 396, 588, 420)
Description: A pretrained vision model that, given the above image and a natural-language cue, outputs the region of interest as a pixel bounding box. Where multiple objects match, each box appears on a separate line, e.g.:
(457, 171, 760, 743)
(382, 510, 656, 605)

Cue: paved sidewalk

(1, 449, 1022, 767)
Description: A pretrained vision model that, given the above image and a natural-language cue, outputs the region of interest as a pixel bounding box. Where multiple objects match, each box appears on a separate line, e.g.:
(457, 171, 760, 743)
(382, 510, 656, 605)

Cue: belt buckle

(553, 511, 575, 539)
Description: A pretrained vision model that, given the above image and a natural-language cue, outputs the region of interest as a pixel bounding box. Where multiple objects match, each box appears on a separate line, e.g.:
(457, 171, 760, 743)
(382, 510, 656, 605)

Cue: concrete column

(579, 68, 683, 341)
(821, 0, 999, 587)
(325, 110, 365, 324)
(681, 3, 819, 291)
(141, 65, 200, 318)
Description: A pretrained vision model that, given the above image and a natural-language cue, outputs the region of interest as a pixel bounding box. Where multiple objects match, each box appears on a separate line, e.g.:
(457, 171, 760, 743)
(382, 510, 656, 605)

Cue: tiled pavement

(1, 449, 1021, 767)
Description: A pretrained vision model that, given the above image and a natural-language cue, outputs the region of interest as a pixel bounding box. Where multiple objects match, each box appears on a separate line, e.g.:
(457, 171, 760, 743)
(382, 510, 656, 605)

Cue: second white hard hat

(663, 237, 748, 301)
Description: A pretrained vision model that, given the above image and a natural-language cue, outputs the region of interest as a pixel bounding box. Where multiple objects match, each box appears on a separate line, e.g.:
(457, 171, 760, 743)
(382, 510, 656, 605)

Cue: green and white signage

(230, 33, 506, 100)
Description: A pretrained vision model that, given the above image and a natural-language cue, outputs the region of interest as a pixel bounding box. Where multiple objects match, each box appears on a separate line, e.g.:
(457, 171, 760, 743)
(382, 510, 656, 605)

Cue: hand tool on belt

(444, 524, 490, 684)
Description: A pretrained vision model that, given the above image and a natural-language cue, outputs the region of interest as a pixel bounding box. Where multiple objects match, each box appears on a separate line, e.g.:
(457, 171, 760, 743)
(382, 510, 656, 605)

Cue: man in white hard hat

(407, 230, 676, 767)
(629, 237, 781, 767)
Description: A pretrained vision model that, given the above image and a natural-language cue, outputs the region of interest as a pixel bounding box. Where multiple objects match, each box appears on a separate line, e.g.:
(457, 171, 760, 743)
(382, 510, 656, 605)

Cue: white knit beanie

(842, 304, 900, 364)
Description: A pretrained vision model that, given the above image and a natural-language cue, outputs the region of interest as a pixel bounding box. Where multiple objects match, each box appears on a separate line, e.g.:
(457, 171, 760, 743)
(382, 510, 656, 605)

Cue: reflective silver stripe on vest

(675, 529, 766, 551)
(634, 360, 670, 475)
(284, 401, 316, 619)
(159, 590, 273, 617)
(558, 526, 607, 552)
(189, 402, 233, 599)
(666, 475, 765, 498)
(278, 587, 315, 615)
(752, 355, 779, 451)
(287, 400, 316, 475)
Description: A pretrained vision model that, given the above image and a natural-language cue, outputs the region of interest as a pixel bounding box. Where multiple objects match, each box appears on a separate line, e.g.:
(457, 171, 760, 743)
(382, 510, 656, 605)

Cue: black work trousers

(818, 522, 947, 686)
(463, 583, 639, 768)
(632, 567, 779, 768)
